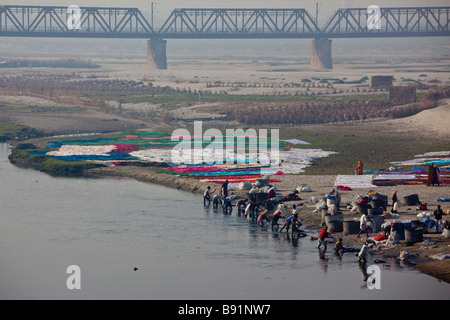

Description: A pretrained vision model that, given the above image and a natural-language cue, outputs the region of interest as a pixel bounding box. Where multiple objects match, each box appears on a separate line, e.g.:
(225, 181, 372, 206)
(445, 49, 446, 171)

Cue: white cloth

(334, 175, 376, 189)
(360, 214, 367, 228)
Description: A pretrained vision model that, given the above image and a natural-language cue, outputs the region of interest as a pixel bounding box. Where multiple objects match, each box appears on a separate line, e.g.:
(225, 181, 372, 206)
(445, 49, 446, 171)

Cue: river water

(0, 143, 448, 300)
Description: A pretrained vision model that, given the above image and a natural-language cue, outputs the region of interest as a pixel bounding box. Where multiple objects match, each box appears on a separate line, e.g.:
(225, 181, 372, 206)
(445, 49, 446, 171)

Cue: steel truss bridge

(0, 5, 449, 39)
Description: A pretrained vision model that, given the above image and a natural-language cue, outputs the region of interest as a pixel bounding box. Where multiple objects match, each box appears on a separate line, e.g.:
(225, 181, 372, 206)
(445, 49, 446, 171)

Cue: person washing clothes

(235, 198, 248, 216)
(222, 197, 232, 214)
(213, 192, 223, 209)
(257, 211, 270, 227)
(203, 186, 212, 206)
(279, 213, 301, 235)
(271, 210, 284, 229)
(317, 225, 334, 250)
(335, 238, 345, 256)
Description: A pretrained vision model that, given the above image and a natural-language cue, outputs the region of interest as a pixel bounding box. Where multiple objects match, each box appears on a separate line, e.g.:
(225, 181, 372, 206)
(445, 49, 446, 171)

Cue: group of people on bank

(203, 181, 305, 237)
(203, 178, 447, 267)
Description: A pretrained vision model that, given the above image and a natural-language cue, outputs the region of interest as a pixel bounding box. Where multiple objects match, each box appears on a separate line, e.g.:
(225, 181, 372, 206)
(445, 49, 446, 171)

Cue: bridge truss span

(323, 6, 450, 38)
(158, 8, 321, 38)
(0, 5, 449, 38)
(0, 5, 154, 37)
(0, 5, 449, 70)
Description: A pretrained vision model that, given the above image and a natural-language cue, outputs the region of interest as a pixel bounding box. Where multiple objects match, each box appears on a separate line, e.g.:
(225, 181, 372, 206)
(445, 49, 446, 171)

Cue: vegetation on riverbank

(0, 123, 41, 142)
(280, 126, 450, 175)
(8, 142, 104, 177)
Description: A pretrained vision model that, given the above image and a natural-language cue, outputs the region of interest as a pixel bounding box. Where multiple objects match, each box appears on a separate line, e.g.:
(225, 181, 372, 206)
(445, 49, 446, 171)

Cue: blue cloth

(51, 153, 137, 162)
(286, 215, 295, 224)
(29, 151, 50, 157)
(425, 160, 450, 166)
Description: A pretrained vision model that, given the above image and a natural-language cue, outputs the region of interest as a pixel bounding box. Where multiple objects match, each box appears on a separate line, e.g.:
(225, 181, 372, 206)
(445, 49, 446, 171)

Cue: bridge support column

(310, 38, 332, 70)
(147, 39, 167, 70)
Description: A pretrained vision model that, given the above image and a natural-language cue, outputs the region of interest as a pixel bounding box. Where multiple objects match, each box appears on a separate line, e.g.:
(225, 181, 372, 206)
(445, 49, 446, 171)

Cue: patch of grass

(0, 123, 40, 142)
(81, 91, 389, 106)
(8, 143, 105, 177)
(279, 127, 450, 175)
(0, 103, 85, 113)
(39, 158, 104, 177)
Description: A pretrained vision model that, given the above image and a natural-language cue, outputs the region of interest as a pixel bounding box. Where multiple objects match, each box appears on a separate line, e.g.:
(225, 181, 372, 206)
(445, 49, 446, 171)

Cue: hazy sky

(4, 0, 450, 17)
(1, 1, 449, 58)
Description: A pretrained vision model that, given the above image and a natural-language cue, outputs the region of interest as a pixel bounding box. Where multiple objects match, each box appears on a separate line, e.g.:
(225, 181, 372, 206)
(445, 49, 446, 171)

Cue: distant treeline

(226, 86, 450, 125)
(0, 58, 100, 69)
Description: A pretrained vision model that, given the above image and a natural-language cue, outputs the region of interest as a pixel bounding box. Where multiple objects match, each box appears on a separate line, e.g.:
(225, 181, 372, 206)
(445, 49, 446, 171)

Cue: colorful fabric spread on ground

(331, 152, 450, 187)
(333, 151, 450, 188)
(367, 151, 450, 186)
(367, 167, 450, 186)
(389, 151, 450, 167)
(29, 132, 337, 185)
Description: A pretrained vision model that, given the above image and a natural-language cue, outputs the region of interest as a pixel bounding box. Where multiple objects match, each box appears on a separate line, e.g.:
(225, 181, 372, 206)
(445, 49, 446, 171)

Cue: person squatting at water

(235, 198, 248, 216)
(257, 210, 270, 226)
(245, 202, 261, 221)
(335, 238, 345, 256)
(222, 197, 232, 214)
(333, 238, 359, 256)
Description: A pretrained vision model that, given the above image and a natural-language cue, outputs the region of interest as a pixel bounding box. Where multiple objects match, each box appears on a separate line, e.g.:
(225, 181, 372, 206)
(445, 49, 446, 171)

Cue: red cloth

(268, 189, 276, 198)
(374, 234, 387, 242)
(418, 203, 427, 210)
(319, 228, 329, 240)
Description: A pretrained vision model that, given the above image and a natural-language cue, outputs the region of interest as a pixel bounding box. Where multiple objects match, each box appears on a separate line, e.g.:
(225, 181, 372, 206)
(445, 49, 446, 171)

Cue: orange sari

(357, 161, 363, 175)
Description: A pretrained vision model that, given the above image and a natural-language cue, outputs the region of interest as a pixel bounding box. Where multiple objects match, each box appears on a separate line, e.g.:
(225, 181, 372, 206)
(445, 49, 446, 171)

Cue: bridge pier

(310, 38, 333, 70)
(147, 39, 167, 69)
